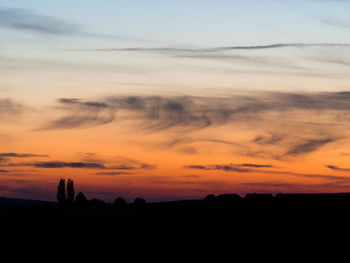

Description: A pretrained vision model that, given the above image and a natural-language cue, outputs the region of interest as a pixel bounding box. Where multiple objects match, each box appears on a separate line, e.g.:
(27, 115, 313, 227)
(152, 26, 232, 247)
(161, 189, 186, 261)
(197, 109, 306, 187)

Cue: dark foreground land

(1, 193, 350, 261)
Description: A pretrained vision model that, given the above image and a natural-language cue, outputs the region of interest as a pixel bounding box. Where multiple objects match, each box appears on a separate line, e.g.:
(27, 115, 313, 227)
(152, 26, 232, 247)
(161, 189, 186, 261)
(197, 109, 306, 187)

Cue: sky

(1, 0, 350, 202)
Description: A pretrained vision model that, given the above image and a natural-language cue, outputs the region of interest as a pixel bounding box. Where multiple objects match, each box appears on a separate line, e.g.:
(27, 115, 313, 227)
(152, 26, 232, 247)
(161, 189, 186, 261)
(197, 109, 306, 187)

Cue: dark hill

(0, 197, 53, 206)
(1, 193, 350, 260)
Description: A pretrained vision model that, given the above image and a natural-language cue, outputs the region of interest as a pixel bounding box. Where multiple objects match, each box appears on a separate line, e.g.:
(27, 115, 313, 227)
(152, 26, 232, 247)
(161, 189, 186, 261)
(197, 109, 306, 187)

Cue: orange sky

(2, 95, 350, 202)
(2, 2, 350, 202)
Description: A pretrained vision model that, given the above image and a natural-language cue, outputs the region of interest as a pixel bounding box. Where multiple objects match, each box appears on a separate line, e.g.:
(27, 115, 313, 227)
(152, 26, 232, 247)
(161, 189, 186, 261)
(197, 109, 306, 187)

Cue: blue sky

(1, 1, 350, 102)
(1, 0, 350, 47)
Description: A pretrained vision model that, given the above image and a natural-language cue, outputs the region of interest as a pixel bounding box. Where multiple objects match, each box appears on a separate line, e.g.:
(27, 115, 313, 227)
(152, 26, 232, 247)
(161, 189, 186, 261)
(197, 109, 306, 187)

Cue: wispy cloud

(240, 163, 274, 168)
(219, 43, 350, 50)
(42, 92, 350, 132)
(177, 146, 199, 155)
(242, 181, 350, 193)
(1, 157, 156, 171)
(185, 164, 350, 183)
(284, 138, 336, 157)
(32, 161, 104, 169)
(69, 43, 350, 53)
(14, 94, 349, 173)
(34, 91, 350, 158)
(184, 163, 273, 173)
(0, 8, 80, 35)
(62, 43, 350, 76)
(0, 99, 23, 118)
(41, 98, 116, 129)
(325, 165, 350, 172)
(165, 137, 241, 150)
(317, 16, 350, 29)
(95, 171, 134, 176)
(253, 133, 285, 145)
(110, 156, 157, 170)
(0, 7, 155, 44)
(0, 153, 49, 158)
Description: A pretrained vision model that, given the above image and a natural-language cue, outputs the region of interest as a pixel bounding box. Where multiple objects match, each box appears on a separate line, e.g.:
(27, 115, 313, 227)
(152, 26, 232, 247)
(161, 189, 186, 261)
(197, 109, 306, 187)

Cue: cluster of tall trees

(56, 178, 146, 207)
(56, 178, 76, 206)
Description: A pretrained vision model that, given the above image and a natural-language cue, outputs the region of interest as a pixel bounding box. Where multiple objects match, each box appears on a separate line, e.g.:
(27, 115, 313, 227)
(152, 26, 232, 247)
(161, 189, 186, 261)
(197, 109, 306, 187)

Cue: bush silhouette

(75, 192, 88, 206)
(56, 178, 66, 205)
(113, 197, 127, 208)
(216, 194, 242, 203)
(133, 197, 146, 208)
(88, 198, 107, 207)
(204, 194, 216, 201)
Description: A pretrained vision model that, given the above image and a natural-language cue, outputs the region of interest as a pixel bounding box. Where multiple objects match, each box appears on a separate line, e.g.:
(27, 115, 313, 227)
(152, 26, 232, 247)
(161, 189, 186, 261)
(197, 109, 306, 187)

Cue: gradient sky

(1, 0, 350, 202)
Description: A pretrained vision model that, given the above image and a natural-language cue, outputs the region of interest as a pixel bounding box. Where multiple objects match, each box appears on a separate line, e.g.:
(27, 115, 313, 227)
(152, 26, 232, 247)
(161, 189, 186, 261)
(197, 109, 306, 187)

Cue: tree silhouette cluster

(56, 178, 75, 206)
(56, 178, 146, 208)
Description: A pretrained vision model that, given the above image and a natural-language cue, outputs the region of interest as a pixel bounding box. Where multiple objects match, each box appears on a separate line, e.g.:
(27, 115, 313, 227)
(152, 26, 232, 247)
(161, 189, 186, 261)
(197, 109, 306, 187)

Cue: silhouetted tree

(133, 197, 146, 208)
(89, 198, 107, 207)
(216, 194, 242, 202)
(67, 178, 75, 205)
(204, 194, 216, 201)
(56, 178, 66, 205)
(245, 193, 273, 203)
(75, 192, 88, 206)
(113, 197, 127, 208)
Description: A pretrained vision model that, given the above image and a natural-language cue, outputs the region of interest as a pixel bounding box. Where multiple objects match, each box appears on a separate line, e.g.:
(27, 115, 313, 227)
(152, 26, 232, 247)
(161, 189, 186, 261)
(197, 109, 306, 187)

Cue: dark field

(1, 194, 350, 261)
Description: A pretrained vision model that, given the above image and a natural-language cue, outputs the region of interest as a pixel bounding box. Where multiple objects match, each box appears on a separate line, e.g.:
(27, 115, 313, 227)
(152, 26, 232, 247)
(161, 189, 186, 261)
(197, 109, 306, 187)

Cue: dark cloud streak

(326, 165, 350, 172)
(0, 99, 23, 117)
(184, 163, 273, 173)
(70, 43, 350, 54)
(0, 153, 49, 158)
(284, 138, 335, 157)
(36, 92, 350, 158)
(0, 8, 80, 35)
(33, 161, 105, 169)
(95, 171, 135, 176)
(185, 163, 350, 183)
(240, 164, 273, 168)
(2, 158, 156, 171)
(253, 133, 285, 145)
(43, 91, 350, 131)
(41, 98, 115, 129)
(219, 43, 350, 50)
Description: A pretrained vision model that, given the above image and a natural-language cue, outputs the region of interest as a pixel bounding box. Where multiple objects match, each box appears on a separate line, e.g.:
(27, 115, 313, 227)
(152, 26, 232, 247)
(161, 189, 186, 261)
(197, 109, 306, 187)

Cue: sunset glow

(2, 0, 350, 202)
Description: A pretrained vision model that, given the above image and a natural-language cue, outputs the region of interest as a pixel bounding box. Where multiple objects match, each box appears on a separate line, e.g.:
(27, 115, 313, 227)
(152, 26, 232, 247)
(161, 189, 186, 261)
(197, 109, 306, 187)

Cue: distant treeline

(56, 178, 350, 208)
(56, 178, 146, 207)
